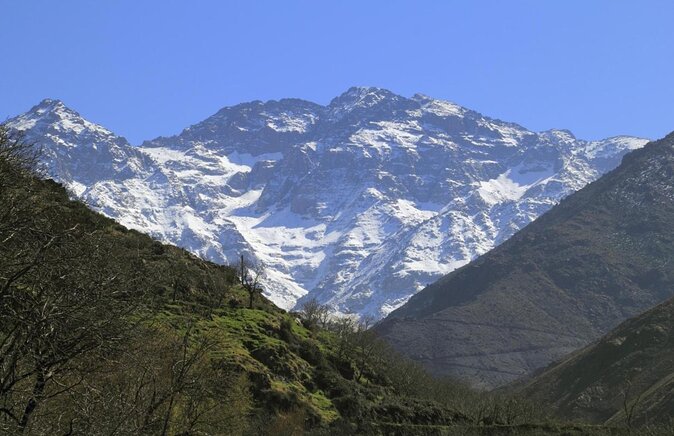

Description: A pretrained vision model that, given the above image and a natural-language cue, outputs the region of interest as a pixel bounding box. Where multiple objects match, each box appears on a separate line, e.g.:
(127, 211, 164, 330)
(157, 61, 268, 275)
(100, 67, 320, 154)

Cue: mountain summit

(6, 89, 648, 317)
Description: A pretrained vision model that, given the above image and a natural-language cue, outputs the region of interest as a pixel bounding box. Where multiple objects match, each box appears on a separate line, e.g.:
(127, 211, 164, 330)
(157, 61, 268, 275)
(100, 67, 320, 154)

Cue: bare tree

(0, 227, 145, 433)
(237, 254, 264, 309)
(298, 298, 331, 330)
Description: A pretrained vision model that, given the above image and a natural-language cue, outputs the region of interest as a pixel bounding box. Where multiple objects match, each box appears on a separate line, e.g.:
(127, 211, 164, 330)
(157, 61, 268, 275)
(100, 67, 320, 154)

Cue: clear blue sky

(2, 0, 673, 144)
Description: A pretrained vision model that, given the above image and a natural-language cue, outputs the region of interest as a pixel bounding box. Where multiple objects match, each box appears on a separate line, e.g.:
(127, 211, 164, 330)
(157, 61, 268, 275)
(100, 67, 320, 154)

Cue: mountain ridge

(5, 89, 649, 319)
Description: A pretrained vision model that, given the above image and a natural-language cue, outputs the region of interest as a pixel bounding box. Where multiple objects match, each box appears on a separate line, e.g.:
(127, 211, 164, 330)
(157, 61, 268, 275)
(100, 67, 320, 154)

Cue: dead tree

(237, 255, 264, 309)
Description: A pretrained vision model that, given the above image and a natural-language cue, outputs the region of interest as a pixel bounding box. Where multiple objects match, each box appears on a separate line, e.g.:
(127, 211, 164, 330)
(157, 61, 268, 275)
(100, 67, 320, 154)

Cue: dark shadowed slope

(517, 296, 674, 426)
(377, 132, 674, 389)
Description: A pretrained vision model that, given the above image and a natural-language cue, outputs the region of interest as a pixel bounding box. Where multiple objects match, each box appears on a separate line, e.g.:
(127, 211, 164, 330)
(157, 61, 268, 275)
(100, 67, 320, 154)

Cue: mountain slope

(377, 132, 674, 389)
(7, 99, 157, 195)
(6, 89, 648, 318)
(516, 296, 674, 426)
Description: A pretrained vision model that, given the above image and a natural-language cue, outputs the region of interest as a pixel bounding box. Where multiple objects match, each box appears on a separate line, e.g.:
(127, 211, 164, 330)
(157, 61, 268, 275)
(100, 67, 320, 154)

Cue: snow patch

(478, 163, 555, 205)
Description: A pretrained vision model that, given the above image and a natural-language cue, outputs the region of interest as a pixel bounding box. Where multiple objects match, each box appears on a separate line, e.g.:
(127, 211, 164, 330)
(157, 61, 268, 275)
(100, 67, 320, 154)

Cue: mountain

(3, 132, 618, 435)
(516, 296, 674, 426)
(7, 99, 157, 193)
(376, 132, 674, 389)
(5, 88, 648, 319)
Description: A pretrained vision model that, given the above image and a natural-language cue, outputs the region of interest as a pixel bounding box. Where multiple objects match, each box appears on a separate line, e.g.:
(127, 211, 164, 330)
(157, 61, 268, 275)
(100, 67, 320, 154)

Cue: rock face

(6, 88, 647, 318)
(377, 133, 674, 389)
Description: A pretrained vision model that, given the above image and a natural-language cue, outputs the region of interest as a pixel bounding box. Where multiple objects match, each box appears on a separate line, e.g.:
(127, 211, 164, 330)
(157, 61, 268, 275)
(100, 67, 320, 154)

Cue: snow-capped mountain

(6, 88, 648, 318)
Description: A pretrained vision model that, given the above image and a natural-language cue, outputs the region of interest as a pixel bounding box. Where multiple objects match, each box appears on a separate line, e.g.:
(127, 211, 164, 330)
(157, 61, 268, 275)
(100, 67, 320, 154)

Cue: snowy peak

(30, 98, 70, 116)
(327, 87, 417, 123)
(584, 135, 648, 159)
(7, 90, 650, 319)
(328, 86, 399, 110)
(32, 98, 68, 113)
(543, 128, 576, 140)
(4, 100, 147, 195)
(143, 98, 323, 155)
(9, 98, 125, 148)
(204, 98, 324, 135)
(413, 94, 467, 118)
(12, 98, 72, 129)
